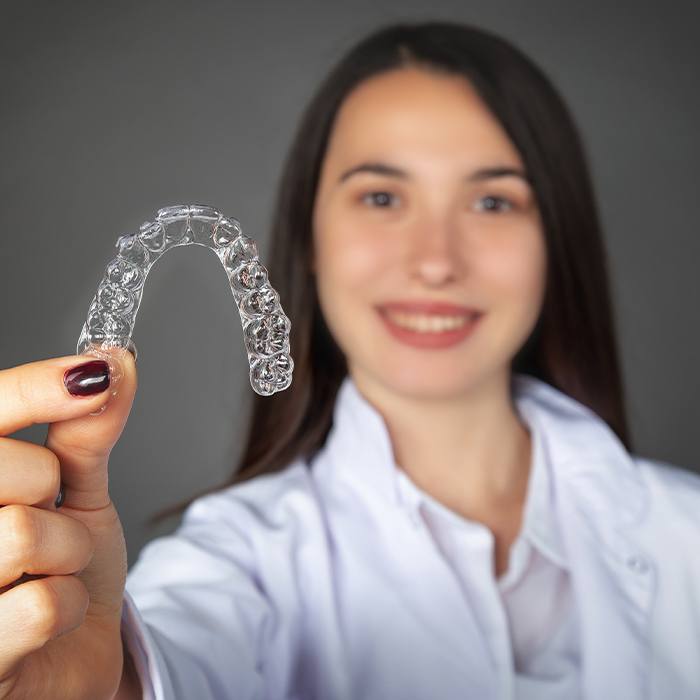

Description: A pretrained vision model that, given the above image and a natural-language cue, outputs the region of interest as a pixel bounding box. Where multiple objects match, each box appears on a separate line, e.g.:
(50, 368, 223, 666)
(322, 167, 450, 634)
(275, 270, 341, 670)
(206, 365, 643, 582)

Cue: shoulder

(181, 458, 323, 538)
(634, 455, 700, 523)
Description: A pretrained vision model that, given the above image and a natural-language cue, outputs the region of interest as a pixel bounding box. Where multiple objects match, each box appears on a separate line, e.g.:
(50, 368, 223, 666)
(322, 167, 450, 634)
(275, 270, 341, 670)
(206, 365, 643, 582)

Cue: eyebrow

(337, 161, 532, 186)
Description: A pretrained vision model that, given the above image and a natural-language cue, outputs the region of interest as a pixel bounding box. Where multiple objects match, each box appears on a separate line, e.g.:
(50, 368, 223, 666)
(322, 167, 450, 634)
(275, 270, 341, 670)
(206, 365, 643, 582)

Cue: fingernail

(54, 484, 65, 508)
(64, 360, 111, 397)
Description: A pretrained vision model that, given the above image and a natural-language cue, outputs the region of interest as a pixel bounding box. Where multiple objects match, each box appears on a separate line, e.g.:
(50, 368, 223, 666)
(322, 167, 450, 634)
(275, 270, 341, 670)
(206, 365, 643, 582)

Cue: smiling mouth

(381, 309, 480, 333)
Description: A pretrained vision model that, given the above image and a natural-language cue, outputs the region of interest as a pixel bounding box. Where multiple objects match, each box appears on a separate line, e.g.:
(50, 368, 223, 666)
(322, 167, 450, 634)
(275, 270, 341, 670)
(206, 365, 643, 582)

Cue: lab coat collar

(318, 371, 656, 700)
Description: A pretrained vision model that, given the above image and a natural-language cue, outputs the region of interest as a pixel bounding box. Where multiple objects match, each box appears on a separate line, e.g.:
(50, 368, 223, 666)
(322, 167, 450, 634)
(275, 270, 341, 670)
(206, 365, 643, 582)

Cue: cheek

(313, 219, 398, 361)
(480, 227, 546, 309)
(313, 232, 387, 361)
(315, 224, 393, 296)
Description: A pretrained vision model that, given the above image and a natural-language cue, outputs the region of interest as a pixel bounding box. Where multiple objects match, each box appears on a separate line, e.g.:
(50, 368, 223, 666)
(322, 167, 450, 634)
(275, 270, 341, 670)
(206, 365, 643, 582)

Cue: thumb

(44, 347, 138, 512)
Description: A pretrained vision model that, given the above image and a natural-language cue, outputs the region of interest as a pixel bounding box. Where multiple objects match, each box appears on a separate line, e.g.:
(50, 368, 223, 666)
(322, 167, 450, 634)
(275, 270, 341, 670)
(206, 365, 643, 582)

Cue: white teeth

(385, 311, 475, 333)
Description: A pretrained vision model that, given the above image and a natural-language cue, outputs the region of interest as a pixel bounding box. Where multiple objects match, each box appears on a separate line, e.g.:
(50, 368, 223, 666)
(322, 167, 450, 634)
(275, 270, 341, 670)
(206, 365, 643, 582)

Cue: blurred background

(1, 0, 699, 564)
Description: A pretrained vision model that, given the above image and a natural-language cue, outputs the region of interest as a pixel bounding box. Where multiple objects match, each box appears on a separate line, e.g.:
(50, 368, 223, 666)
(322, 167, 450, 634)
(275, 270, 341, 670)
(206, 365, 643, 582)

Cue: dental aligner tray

(77, 204, 293, 399)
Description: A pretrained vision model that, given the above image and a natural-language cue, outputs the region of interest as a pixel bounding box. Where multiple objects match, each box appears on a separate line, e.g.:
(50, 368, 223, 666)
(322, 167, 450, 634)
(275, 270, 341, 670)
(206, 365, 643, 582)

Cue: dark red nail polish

(64, 360, 111, 397)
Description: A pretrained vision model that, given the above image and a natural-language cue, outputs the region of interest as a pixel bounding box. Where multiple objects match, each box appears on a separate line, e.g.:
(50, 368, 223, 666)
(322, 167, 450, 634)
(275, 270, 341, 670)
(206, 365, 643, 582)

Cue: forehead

(324, 66, 523, 167)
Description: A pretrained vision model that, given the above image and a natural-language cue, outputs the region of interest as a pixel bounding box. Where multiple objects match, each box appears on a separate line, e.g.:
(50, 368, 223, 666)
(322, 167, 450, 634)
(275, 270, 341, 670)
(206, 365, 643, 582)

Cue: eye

(474, 195, 514, 213)
(360, 191, 398, 208)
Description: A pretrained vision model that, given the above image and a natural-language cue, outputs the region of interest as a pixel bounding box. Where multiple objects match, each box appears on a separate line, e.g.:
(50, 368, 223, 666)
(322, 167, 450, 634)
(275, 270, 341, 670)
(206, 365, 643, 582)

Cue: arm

(112, 491, 274, 700)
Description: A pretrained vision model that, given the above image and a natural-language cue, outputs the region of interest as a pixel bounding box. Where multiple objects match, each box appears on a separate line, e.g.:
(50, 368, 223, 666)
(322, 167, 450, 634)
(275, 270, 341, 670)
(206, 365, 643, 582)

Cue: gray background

(1, 0, 698, 566)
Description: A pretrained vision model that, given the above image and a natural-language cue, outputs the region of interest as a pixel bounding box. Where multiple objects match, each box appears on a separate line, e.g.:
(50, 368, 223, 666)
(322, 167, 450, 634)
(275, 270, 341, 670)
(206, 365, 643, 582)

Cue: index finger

(0, 355, 114, 436)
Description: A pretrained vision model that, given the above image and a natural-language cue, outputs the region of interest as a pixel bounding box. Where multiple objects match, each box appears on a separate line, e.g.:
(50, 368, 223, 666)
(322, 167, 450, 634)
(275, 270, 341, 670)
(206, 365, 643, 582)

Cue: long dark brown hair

(148, 20, 632, 527)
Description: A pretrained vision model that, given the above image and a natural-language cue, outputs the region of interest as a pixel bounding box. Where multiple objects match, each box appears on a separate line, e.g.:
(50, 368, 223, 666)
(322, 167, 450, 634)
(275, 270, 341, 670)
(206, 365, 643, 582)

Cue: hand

(0, 350, 138, 699)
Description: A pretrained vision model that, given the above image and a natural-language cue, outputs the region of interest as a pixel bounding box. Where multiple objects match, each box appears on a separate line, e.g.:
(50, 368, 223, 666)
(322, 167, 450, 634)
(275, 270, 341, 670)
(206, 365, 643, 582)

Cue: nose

(409, 211, 461, 286)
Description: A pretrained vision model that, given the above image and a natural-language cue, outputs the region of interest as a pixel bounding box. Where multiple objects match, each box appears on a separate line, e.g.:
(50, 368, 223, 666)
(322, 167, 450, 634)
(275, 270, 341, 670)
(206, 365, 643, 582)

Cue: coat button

(626, 555, 649, 574)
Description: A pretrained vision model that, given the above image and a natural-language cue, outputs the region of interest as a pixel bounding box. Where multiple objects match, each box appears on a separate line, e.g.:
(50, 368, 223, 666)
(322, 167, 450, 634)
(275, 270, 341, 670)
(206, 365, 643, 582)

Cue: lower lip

(378, 309, 483, 349)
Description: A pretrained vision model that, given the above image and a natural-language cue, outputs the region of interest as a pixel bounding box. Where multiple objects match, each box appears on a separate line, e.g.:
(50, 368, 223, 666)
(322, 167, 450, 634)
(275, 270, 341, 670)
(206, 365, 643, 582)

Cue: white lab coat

(121, 372, 700, 699)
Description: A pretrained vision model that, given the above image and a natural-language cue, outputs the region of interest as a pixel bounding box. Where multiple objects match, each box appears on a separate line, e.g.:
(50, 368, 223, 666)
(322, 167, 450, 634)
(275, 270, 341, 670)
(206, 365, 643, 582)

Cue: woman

(1, 19, 698, 700)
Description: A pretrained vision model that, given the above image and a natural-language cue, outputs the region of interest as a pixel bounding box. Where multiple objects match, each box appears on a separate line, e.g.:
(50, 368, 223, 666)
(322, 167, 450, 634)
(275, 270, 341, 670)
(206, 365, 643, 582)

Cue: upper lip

(378, 300, 482, 317)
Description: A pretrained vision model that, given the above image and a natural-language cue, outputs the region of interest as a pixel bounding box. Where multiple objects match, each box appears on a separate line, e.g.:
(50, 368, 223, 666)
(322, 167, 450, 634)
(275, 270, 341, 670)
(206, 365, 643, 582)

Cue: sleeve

(118, 491, 273, 700)
(120, 587, 166, 699)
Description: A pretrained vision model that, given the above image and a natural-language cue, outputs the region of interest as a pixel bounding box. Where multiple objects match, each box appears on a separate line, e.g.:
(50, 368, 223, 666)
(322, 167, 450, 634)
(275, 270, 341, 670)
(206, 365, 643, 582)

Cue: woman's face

(311, 66, 547, 399)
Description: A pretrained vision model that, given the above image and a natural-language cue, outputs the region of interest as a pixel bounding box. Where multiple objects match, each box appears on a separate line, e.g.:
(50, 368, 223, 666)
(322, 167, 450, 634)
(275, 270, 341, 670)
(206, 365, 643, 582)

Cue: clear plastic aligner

(76, 204, 293, 412)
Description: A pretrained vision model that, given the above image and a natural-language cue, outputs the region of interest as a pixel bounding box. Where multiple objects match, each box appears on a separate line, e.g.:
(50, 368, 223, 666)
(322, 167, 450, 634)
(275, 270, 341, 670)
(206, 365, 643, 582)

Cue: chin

(357, 358, 487, 402)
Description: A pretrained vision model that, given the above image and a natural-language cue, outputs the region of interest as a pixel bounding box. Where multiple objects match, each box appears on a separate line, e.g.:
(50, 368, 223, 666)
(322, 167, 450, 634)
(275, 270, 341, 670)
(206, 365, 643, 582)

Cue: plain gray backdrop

(1, 0, 699, 566)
